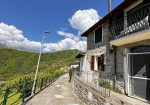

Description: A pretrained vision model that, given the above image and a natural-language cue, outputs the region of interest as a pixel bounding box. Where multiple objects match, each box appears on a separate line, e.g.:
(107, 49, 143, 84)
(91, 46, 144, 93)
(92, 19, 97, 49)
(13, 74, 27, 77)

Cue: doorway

(128, 53, 150, 101)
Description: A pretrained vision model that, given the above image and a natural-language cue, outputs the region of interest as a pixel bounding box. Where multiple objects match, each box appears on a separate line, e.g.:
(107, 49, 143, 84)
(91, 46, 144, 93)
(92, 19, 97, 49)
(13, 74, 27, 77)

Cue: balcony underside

(110, 28, 150, 46)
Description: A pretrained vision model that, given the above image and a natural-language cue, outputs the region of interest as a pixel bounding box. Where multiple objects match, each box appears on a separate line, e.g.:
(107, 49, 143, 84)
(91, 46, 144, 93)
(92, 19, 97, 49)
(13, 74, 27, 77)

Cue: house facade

(76, 0, 150, 102)
(76, 22, 108, 83)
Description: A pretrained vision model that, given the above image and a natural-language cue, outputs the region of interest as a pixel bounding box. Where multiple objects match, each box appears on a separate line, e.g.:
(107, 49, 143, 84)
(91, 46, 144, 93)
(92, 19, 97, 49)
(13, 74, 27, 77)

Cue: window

(91, 56, 95, 70)
(95, 26, 102, 43)
(90, 54, 105, 71)
(97, 54, 105, 71)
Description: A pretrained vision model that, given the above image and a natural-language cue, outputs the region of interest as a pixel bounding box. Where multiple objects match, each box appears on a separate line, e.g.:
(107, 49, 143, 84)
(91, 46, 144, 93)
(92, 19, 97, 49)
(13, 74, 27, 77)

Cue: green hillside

(0, 48, 78, 83)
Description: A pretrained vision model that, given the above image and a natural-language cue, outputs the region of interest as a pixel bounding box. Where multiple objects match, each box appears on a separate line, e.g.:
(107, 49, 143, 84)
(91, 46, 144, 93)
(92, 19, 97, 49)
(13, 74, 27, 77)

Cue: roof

(75, 52, 85, 59)
(81, 0, 137, 37)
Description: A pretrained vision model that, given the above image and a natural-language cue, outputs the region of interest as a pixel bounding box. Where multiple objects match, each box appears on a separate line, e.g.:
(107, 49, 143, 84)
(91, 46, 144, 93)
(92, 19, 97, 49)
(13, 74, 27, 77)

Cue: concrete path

(26, 74, 84, 105)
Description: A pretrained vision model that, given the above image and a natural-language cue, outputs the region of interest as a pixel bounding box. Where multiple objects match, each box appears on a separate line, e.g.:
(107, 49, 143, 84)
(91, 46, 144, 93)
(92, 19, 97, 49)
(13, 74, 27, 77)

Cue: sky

(0, 0, 124, 52)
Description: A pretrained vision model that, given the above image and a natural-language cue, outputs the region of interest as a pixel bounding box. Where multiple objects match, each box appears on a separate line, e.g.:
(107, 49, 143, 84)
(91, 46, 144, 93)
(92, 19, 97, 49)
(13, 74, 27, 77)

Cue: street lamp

(32, 31, 50, 95)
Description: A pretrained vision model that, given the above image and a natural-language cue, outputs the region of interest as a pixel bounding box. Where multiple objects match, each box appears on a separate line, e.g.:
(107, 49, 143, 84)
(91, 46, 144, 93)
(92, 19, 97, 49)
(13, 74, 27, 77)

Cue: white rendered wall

(79, 45, 106, 83)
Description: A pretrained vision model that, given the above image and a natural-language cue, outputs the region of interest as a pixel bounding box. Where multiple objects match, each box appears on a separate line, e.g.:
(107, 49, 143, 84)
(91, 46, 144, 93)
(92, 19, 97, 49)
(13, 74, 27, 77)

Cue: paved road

(26, 74, 84, 105)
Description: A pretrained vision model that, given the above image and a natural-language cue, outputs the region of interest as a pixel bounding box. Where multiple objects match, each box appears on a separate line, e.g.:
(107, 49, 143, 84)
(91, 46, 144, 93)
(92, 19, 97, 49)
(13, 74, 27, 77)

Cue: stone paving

(25, 74, 84, 105)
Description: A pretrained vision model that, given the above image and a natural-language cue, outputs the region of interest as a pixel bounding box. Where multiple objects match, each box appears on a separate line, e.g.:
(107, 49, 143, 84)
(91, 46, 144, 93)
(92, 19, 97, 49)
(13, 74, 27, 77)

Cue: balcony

(109, 2, 150, 46)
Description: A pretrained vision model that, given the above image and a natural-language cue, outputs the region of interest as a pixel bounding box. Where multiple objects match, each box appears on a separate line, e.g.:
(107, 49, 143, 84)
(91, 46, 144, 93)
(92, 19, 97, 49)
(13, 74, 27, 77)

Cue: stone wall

(87, 31, 95, 50)
(72, 77, 106, 105)
(87, 23, 108, 50)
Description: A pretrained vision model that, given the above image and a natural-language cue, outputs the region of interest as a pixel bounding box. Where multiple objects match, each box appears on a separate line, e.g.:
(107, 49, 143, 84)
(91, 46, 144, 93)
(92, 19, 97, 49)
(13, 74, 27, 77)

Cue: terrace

(109, 2, 150, 46)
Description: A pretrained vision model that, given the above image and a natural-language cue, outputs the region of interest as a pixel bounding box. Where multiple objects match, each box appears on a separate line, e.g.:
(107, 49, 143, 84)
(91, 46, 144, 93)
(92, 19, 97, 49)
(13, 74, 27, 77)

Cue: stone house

(76, 0, 150, 102)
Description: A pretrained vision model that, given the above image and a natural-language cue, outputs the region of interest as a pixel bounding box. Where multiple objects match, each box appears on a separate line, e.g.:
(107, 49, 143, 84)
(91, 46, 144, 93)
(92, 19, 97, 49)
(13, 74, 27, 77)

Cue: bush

(99, 79, 110, 88)
(98, 79, 122, 94)
(16, 77, 33, 98)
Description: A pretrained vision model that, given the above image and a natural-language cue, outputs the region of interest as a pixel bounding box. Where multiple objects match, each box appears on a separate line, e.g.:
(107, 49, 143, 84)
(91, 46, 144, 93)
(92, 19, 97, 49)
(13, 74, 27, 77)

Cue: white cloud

(0, 23, 41, 51)
(0, 23, 86, 52)
(57, 31, 80, 41)
(69, 9, 100, 34)
(56, 8, 100, 51)
(43, 38, 86, 52)
(56, 9, 100, 51)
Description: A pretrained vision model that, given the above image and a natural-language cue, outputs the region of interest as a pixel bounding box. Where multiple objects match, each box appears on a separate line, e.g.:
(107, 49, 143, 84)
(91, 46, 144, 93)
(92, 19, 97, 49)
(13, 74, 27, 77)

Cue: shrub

(98, 79, 110, 88)
(98, 79, 122, 94)
(16, 77, 33, 98)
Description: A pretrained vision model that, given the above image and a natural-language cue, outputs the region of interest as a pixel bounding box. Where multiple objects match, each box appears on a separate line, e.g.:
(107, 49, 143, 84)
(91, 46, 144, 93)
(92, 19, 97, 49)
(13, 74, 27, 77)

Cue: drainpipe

(113, 45, 117, 89)
(108, 0, 117, 89)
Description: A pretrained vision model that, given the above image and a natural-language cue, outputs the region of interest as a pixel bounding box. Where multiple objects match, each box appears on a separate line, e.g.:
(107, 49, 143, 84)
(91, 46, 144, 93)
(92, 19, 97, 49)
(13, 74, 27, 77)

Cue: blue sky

(0, 0, 124, 51)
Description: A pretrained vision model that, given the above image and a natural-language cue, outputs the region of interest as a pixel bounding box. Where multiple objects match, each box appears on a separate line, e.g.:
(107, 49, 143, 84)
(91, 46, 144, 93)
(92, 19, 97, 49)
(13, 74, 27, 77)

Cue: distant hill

(0, 49, 78, 82)
(0, 44, 5, 48)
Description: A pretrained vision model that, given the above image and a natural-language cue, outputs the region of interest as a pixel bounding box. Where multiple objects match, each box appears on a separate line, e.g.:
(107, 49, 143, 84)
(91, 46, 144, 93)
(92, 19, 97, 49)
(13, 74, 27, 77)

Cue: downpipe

(113, 45, 117, 89)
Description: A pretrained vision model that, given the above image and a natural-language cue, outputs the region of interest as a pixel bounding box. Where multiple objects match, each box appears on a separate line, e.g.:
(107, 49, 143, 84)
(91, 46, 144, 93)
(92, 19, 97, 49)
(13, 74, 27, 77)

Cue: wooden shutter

(91, 56, 95, 70)
(98, 57, 101, 70)
(101, 54, 105, 71)
(98, 54, 105, 71)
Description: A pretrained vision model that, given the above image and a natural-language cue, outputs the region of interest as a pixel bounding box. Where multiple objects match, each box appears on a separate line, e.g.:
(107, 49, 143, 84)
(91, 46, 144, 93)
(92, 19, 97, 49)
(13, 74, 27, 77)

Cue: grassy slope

(0, 48, 78, 82)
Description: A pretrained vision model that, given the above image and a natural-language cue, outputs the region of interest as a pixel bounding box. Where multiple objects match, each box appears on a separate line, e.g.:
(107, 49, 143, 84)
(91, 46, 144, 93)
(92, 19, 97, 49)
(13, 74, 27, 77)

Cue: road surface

(25, 74, 84, 105)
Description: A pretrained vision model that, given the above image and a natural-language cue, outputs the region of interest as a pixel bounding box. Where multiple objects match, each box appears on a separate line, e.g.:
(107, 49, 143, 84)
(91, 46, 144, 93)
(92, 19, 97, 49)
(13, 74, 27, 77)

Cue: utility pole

(107, 0, 116, 89)
(32, 31, 50, 95)
(108, 0, 112, 13)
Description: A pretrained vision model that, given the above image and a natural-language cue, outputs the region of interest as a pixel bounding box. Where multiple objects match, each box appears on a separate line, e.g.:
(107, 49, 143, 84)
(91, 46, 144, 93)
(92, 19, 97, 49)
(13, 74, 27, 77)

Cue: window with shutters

(91, 56, 95, 70)
(98, 54, 105, 71)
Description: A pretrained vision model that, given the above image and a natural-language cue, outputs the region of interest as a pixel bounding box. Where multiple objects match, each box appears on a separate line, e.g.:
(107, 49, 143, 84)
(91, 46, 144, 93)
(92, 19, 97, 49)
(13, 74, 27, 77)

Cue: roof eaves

(75, 52, 85, 59)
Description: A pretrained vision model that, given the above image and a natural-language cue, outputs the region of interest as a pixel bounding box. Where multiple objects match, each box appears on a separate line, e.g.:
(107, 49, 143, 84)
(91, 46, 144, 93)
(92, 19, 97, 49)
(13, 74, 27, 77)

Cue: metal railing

(73, 71, 111, 97)
(0, 72, 63, 105)
(109, 2, 150, 40)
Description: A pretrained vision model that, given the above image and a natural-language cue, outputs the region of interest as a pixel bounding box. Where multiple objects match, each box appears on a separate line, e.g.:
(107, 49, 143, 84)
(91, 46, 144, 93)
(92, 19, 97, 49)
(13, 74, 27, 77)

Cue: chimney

(108, 0, 112, 13)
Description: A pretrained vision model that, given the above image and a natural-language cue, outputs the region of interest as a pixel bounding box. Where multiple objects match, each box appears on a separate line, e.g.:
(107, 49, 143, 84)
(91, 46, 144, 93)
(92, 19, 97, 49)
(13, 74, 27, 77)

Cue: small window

(95, 27, 102, 43)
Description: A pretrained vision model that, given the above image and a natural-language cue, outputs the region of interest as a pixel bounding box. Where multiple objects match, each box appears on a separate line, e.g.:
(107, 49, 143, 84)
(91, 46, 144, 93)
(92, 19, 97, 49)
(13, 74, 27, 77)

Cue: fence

(73, 71, 111, 98)
(0, 73, 63, 105)
(109, 2, 150, 40)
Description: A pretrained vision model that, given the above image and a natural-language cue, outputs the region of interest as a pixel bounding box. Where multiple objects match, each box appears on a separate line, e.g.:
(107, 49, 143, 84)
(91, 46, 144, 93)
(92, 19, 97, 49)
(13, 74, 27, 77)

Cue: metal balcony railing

(73, 71, 111, 97)
(109, 2, 150, 40)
